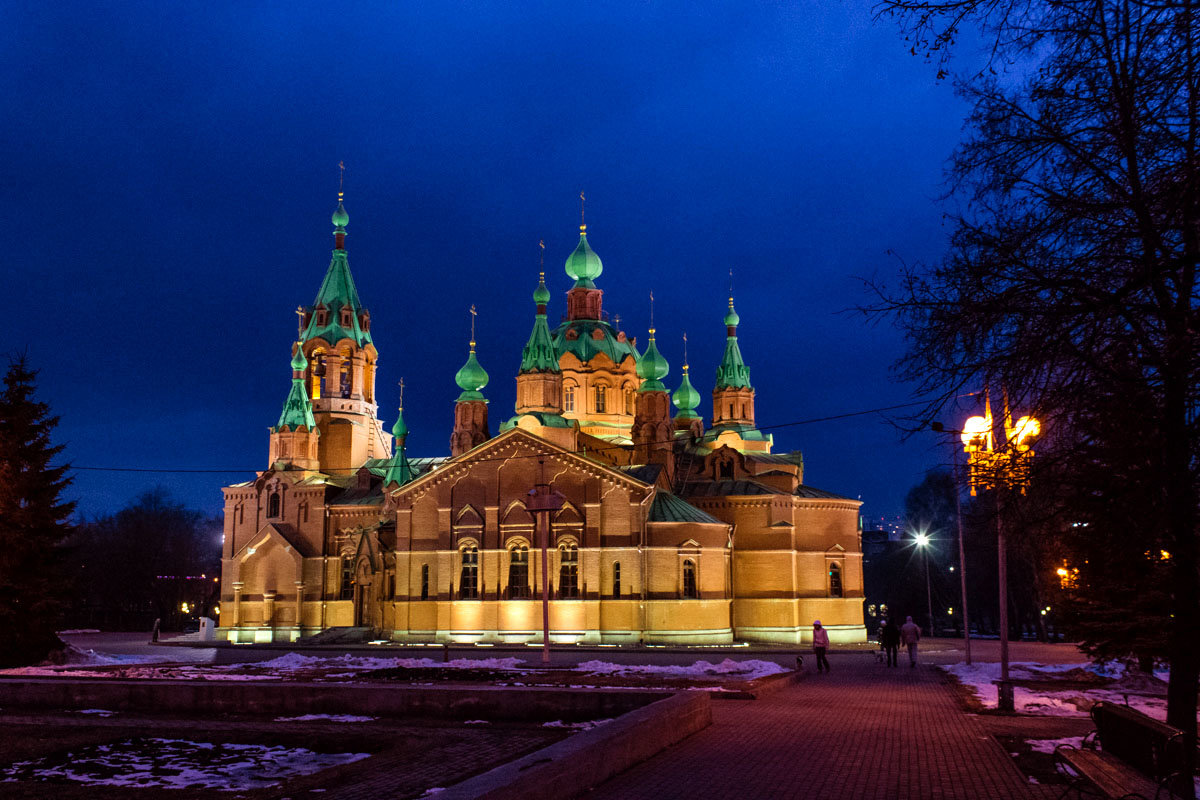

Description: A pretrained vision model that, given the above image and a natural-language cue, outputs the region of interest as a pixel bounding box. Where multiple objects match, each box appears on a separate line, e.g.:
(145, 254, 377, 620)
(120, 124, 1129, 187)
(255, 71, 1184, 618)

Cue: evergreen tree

(0, 355, 75, 667)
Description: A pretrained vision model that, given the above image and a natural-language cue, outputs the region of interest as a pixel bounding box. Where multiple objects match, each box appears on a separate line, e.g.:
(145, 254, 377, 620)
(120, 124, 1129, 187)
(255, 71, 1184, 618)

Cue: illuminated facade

(219, 198, 866, 645)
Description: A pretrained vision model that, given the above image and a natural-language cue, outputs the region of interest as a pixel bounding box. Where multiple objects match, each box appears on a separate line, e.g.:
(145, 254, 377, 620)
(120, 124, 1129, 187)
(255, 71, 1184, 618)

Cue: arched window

(311, 350, 326, 399)
(595, 385, 607, 413)
(682, 559, 698, 599)
(339, 354, 352, 399)
(340, 558, 354, 600)
(624, 389, 634, 415)
(558, 543, 579, 599)
(460, 545, 479, 599)
(828, 562, 843, 598)
(420, 564, 430, 600)
(507, 545, 530, 598)
(563, 386, 576, 413)
(267, 492, 281, 519)
(719, 461, 734, 479)
(612, 562, 621, 598)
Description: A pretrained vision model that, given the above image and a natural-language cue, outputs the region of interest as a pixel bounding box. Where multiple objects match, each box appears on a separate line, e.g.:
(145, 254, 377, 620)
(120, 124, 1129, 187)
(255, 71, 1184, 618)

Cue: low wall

(0, 678, 666, 722)
(438, 691, 713, 800)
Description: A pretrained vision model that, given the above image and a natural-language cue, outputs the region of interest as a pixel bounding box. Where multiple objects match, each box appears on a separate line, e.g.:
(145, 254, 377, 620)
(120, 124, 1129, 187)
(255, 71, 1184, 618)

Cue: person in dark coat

(879, 618, 901, 667)
(812, 620, 831, 673)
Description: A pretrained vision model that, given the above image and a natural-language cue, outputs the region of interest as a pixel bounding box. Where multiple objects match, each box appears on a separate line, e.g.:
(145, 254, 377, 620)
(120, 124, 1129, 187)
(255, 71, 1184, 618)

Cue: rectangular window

(612, 562, 621, 598)
(340, 558, 354, 600)
(420, 564, 430, 600)
(682, 559, 698, 599)
(564, 387, 576, 413)
(595, 386, 606, 413)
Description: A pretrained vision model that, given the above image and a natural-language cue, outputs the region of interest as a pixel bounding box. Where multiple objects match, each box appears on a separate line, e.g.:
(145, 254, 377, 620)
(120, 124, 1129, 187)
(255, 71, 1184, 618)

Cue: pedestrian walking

(880, 618, 901, 667)
(812, 620, 831, 673)
(900, 615, 922, 667)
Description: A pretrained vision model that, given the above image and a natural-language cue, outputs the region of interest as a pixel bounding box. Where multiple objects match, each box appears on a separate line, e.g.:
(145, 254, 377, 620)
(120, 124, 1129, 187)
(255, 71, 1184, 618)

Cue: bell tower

(632, 327, 673, 472)
(297, 185, 391, 474)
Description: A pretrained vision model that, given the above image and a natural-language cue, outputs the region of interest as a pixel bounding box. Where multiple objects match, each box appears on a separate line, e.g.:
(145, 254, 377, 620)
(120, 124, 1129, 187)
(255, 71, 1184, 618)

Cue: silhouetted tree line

(872, 0, 1200, 767)
(64, 488, 221, 632)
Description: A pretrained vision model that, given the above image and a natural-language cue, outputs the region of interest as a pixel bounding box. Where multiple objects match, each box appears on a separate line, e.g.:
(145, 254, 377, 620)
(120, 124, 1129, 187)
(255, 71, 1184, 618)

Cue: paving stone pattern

(587, 659, 1057, 800)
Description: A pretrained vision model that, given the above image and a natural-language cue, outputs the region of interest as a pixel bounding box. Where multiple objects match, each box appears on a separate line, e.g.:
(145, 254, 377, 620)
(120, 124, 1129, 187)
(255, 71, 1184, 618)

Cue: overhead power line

(68, 398, 930, 475)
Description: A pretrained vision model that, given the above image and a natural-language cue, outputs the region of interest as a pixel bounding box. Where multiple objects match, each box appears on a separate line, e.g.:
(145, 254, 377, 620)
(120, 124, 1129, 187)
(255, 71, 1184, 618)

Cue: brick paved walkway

(586, 657, 1055, 800)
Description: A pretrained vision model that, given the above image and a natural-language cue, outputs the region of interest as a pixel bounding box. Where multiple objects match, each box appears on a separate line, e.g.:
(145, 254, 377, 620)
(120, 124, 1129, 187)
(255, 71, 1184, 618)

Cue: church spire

(521, 267, 559, 373)
(451, 307, 491, 456)
(268, 342, 320, 470)
(384, 381, 414, 487)
(715, 296, 751, 390)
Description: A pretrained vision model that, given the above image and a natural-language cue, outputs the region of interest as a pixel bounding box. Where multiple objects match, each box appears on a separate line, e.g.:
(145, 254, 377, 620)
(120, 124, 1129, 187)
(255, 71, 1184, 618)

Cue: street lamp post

(525, 459, 565, 666)
(914, 532, 934, 638)
(959, 392, 1039, 712)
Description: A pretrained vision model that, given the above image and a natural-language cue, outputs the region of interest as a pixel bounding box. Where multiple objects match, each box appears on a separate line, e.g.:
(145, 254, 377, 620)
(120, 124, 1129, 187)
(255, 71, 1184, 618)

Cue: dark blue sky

(2, 1, 972, 522)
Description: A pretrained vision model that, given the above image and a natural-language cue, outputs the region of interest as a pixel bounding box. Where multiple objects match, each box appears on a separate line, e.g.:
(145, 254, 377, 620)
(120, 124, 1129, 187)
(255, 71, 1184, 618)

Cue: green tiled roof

(715, 298, 751, 390)
(702, 423, 771, 443)
(552, 319, 639, 366)
(302, 248, 372, 348)
(521, 306, 559, 373)
(564, 229, 603, 287)
(649, 492, 726, 524)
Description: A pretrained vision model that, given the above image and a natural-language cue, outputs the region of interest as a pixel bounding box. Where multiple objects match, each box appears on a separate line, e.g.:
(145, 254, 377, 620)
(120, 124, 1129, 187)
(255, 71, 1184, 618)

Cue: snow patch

(575, 659, 787, 681)
(1027, 736, 1085, 754)
(274, 714, 377, 723)
(542, 718, 613, 731)
(0, 737, 369, 790)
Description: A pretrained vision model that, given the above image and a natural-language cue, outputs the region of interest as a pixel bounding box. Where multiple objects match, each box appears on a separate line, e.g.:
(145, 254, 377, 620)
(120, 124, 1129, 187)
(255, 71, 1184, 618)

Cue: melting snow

(542, 718, 614, 731)
(0, 737, 369, 790)
(576, 659, 788, 681)
(274, 714, 376, 723)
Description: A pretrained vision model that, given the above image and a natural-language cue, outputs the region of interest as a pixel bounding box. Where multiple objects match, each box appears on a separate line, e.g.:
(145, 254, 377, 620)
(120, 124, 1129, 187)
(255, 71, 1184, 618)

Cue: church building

(218, 194, 866, 645)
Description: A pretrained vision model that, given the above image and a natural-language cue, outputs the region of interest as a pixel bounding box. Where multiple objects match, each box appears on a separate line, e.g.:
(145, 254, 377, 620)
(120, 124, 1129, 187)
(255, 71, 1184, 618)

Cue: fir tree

(0, 355, 75, 667)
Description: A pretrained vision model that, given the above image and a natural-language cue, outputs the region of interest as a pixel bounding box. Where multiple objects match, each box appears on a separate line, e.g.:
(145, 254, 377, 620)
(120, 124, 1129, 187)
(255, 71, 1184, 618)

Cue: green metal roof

(680, 479, 788, 497)
(794, 484, 855, 501)
(551, 319, 639, 366)
(455, 347, 489, 402)
(274, 348, 317, 432)
(637, 332, 669, 392)
(533, 272, 551, 305)
(649, 492, 727, 524)
(564, 228, 603, 287)
(383, 442, 414, 487)
(500, 411, 575, 431)
(715, 298, 751, 390)
(302, 207, 372, 348)
(702, 423, 771, 444)
(520, 309, 559, 373)
(391, 408, 408, 439)
(672, 367, 701, 417)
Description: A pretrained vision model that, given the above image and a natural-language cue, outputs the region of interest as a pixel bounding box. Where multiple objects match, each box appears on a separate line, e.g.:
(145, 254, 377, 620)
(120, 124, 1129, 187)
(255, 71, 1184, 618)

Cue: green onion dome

(533, 272, 551, 306)
(564, 226, 603, 288)
(672, 367, 701, 417)
(392, 408, 409, 439)
(455, 347, 489, 401)
(290, 345, 308, 372)
(331, 200, 349, 228)
(637, 329, 670, 392)
(724, 298, 740, 328)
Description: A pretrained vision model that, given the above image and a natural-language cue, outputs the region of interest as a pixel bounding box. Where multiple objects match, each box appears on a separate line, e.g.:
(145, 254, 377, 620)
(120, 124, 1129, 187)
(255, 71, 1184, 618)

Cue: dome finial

(455, 307, 489, 400)
(331, 161, 349, 248)
(580, 190, 586, 233)
(534, 241, 551, 307)
(392, 378, 409, 440)
(469, 304, 477, 351)
(564, 201, 603, 286)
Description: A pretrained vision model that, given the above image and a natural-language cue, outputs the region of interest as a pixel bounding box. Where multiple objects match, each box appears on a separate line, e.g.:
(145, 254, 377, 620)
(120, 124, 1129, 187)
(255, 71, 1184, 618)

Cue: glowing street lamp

(961, 391, 1040, 711)
(912, 530, 934, 637)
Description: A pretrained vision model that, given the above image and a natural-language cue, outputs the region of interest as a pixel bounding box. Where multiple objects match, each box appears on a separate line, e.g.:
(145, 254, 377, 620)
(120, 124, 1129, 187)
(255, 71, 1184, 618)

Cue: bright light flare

(913, 532, 930, 548)
(1011, 415, 1040, 447)
(961, 415, 991, 451)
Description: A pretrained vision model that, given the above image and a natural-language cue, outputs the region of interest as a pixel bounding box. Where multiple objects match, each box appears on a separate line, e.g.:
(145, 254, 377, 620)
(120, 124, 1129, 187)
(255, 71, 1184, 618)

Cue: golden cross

(729, 268, 734, 298)
(683, 331, 688, 367)
(338, 161, 346, 199)
(295, 306, 305, 339)
(580, 190, 586, 227)
(398, 378, 405, 410)
(469, 304, 477, 348)
(539, 239, 545, 272)
(649, 290, 655, 331)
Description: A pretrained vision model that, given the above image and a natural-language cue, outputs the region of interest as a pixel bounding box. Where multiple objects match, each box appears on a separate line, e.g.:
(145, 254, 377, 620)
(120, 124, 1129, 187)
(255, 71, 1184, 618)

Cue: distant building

(219, 196, 867, 645)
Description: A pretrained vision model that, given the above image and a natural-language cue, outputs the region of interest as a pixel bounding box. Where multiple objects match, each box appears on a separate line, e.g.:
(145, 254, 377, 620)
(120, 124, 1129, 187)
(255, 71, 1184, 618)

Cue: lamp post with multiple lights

(959, 392, 1040, 710)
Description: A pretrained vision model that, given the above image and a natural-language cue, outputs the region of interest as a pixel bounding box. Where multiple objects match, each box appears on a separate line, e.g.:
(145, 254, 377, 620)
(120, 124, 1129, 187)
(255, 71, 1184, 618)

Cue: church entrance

(353, 559, 378, 631)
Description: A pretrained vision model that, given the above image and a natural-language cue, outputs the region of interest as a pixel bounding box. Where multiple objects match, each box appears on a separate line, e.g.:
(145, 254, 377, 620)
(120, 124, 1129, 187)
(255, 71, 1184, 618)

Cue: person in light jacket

(900, 615, 922, 667)
(812, 620, 831, 673)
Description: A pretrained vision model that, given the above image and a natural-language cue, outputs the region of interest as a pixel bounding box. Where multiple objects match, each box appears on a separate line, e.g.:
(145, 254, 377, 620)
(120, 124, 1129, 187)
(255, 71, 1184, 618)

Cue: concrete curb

(437, 691, 713, 800)
(0, 678, 668, 722)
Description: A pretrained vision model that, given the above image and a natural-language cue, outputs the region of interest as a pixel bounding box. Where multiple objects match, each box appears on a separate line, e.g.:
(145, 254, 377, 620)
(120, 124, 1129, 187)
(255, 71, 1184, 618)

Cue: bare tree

(871, 0, 1200, 765)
